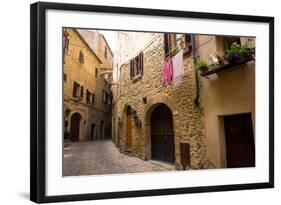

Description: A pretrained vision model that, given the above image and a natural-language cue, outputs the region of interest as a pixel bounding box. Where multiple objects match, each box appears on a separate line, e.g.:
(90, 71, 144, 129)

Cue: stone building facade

(197, 35, 255, 168)
(112, 31, 255, 170)
(112, 32, 208, 169)
(77, 29, 114, 82)
(63, 28, 112, 142)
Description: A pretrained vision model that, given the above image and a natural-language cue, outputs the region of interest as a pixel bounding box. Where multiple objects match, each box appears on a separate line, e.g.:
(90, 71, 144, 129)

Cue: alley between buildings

(63, 140, 175, 176)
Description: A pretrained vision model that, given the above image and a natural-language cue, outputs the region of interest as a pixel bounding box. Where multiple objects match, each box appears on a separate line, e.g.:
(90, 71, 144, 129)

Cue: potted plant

(195, 58, 209, 73)
(224, 43, 252, 64)
(239, 44, 252, 61)
(224, 43, 241, 63)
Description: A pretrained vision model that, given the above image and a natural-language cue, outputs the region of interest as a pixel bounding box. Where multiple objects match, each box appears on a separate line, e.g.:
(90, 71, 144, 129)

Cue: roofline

(72, 29, 102, 64)
(99, 34, 114, 57)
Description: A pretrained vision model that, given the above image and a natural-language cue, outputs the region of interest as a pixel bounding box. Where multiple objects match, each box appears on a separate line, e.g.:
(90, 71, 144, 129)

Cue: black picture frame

(30, 1, 274, 203)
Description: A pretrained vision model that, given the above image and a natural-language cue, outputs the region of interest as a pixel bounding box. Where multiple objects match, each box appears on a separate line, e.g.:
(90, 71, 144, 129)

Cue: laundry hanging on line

(172, 49, 184, 88)
(161, 49, 184, 87)
(161, 58, 173, 86)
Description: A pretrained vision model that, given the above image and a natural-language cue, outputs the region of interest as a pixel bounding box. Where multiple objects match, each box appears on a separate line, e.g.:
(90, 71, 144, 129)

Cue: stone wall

(113, 33, 209, 169)
(64, 28, 111, 141)
(196, 35, 256, 168)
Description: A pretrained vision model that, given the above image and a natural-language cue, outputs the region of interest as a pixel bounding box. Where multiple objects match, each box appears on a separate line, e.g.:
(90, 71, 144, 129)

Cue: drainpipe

(191, 34, 200, 106)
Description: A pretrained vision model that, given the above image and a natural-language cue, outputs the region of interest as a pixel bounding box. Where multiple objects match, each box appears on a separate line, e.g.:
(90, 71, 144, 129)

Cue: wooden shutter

(139, 52, 143, 75)
(80, 86, 83, 98)
(164, 34, 171, 57)
(73, 82, 77, 97)
(65, 37, 69, 52)
(86, 90, 89, 103)
(130, 60, 134, 79)
(92, 93, 95, 104)
(135, 56, 139, 75)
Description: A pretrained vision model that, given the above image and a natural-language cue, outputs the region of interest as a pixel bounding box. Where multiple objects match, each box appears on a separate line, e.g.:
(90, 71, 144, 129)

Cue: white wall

(0, 0, 279, 205)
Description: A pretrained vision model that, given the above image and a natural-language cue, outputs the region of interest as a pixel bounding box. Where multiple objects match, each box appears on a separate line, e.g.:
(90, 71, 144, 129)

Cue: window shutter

(63, 36, 65, 51)
(80, 86, 83, 98)
(130, 60, 134, 79)
(140, 52, 143, 75)
(73, 82, 77, 97)
(92, 93, 95, 104)
(164, 33, 171, 57)
(66, 37, 69, 51)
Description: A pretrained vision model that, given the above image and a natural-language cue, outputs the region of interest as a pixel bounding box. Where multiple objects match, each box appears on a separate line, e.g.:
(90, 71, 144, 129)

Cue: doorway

(70, 113, 81, 142)
(224, 113, 255, 168)
(100, 121, 104, 140)
(126, 106, 132, 148)
(151, 103, 175, 163)
(90, 123, 95, 141)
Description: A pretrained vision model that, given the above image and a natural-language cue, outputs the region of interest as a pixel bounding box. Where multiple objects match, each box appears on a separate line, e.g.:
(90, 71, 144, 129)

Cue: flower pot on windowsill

(200, 66, 209, 73)
(195, 59, 209, 74)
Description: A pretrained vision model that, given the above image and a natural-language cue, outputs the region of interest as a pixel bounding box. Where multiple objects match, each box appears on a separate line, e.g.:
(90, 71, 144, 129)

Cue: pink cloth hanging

(172, 49, 184, 88)
(162, 58, 173, 86)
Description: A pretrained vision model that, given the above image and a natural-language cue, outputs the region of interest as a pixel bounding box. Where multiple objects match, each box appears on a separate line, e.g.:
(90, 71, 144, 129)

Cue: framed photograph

(30, 1, 274, 203)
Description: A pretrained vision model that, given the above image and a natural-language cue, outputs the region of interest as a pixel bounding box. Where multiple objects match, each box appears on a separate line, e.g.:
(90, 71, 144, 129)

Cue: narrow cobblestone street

(63, 140, 175, 176)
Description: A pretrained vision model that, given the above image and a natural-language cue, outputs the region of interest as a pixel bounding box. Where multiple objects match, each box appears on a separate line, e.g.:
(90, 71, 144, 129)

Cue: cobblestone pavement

(63, 140, 175, 176)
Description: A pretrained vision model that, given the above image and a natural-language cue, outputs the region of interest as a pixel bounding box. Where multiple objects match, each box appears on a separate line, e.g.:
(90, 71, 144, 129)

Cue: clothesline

(162, 49, 184, 87)
(112, 69, 189, 87)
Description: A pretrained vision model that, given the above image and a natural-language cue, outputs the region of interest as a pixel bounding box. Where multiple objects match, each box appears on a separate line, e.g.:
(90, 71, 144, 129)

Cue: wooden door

(126, 113, 132, 148)
(100, 121, 104, 140)
(151, 104, 175, 163)
(224, 113, 255, 168)
(90, 123, 95, 141)
(70, 113, 80, 142)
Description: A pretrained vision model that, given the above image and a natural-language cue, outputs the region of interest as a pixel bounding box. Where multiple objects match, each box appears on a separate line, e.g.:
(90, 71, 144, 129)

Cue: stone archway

(151, 103, 175, 163)
(143, 94, 176, 162)
(70, 112, 82, 142)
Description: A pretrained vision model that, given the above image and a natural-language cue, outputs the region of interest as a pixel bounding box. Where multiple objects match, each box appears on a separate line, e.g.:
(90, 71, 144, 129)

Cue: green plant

(224, 43, 251, 63)
(195, 59, 208, 71)
(171, 45, 179, 55)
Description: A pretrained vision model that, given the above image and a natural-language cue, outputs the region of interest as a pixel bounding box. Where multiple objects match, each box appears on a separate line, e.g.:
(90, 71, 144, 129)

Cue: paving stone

(63, 140, 175, 176)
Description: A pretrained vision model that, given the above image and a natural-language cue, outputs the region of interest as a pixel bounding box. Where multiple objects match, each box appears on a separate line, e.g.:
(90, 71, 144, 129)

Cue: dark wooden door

(70, 113, 80, 142)
(151, 104, 175, 163)
(224, 113, 255, 168)
(100, 121, 104, 140)
(126, 113, 132, 148)
(90, 123, 95, 140)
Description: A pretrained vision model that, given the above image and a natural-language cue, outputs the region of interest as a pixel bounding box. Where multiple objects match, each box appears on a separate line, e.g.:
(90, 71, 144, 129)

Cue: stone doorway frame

(69, 112, 82, 142)
(143, 94, 177, 162)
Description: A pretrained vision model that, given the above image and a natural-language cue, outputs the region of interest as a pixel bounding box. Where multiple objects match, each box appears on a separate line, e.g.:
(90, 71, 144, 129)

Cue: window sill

(200, 58, 255, 77)
(183, 46, 192, 56)
(131, 74, 142, 82)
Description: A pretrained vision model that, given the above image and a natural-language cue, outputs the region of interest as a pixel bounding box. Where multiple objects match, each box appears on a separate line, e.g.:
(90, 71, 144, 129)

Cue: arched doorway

(70, 113, 81, 142)
(126, 106, 132, 148)
(100, 121, 104, 140)
(151, 103, 175, 163)
(90, 123, 95, 141)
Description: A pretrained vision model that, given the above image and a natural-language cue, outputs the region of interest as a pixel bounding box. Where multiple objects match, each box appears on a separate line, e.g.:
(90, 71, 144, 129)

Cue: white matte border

(46, 9, 269, 196)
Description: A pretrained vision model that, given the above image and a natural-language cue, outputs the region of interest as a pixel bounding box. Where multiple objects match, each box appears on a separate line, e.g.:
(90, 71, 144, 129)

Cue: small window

(64, 73, 67, 82)
(63, 36, 69, 52)
(223, 36, 241, 49)
(95, 68, 98, 77)
(102, 90, 107, 103)
(79, 51, 84, 64)
(86, 90, 91, 104)
(72, 82, 80, 97)
(104, 46, 107, 59)
(80, 86, 83, 99)
(92, 93, 95, 104)
(164, 33, 177, 58)
(217, 36, 241, 54)
(130, 52, 143, 79)
(184, 34, 192, 48)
